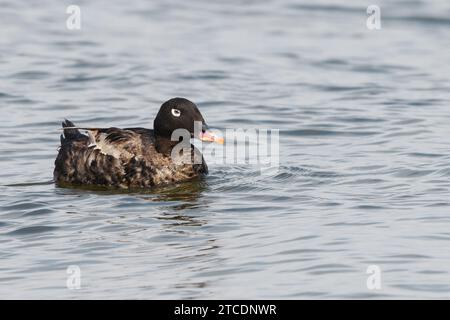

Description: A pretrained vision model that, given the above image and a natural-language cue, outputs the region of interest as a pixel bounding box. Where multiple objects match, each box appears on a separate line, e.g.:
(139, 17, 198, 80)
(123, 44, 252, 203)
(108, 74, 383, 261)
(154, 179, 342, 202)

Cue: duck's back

(54, 120, 207, 189)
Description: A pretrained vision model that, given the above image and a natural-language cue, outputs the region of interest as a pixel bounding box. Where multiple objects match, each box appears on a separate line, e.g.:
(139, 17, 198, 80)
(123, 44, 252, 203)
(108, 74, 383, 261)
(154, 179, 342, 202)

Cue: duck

(54, 97, 223, 189)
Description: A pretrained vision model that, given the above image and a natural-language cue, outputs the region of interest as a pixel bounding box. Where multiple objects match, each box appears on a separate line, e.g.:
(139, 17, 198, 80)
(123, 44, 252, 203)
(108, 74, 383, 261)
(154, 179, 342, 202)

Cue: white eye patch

(171, 108, 181, 117)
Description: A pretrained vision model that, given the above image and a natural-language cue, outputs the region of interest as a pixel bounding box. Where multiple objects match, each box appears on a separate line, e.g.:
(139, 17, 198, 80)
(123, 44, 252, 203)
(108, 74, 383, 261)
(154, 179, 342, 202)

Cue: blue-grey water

(1, 0, 450, 299)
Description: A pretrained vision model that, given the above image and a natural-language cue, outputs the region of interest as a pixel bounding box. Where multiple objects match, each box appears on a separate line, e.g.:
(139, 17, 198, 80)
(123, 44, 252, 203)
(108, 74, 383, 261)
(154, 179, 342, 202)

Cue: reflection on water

(143, 180, 211, 227)
(55, 178, 211, 226)
(1, 0, 450, 299)
(148, 179, 209, 204)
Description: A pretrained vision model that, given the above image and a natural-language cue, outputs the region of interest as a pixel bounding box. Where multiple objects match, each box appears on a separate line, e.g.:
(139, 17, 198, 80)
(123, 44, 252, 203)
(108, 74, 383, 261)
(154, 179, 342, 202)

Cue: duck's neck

(154, 136, 180, 156)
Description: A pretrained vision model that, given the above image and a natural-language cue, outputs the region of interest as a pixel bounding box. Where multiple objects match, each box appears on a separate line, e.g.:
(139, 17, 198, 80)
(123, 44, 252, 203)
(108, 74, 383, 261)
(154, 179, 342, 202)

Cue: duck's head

(154, 97, 223, 144)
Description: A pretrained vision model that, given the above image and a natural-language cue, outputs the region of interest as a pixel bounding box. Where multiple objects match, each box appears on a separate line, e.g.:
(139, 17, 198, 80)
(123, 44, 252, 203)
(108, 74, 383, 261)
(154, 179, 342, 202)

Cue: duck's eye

(171, 108, 181, 117)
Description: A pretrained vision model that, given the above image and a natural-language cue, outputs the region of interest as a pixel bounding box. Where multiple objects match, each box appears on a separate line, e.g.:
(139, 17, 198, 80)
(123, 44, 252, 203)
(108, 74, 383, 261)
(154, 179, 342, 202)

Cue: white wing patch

(86, 130, 133, 160)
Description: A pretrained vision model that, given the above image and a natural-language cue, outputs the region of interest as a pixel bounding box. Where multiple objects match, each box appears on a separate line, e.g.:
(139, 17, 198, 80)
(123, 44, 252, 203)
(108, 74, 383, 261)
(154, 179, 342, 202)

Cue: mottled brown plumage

(54, 98, 213, 189)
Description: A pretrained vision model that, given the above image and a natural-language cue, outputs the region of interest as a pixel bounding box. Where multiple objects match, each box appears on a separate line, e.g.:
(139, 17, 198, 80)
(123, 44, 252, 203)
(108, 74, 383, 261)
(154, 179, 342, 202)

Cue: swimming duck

(54, 98, 223, 189)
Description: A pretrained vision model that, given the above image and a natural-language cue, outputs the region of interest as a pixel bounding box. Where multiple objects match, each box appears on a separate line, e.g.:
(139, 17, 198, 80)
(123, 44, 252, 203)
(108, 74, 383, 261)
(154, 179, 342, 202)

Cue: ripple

(394, 169, 435, 178)
(2, 201, 46, 212)
(7, 225, 58, 236)
(10, 71, 51, 80)
(63, 75, 108, 83)
(393, 284, 450, 293)
(287, 3, 362, 14)
(65, 60, 116, 69)
(389, 15, 450, 26)
(406, 152, 444, 158)
(283, 129, 378, 137)
(0, 0, 449, 299)
(0, 92, 17, 99)
(22, 208, 55, 217)
(324, 221, 381, 227)
(294, 263, 356, 275)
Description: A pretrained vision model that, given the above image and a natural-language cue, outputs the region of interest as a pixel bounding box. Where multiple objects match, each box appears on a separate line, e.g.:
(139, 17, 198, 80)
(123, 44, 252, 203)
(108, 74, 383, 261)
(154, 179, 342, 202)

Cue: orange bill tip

(199, 131, 224, 145)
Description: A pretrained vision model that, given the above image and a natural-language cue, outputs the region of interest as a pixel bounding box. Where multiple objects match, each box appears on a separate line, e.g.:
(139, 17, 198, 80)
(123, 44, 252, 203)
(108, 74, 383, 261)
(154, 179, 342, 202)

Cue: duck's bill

(199, 131, 224, 144)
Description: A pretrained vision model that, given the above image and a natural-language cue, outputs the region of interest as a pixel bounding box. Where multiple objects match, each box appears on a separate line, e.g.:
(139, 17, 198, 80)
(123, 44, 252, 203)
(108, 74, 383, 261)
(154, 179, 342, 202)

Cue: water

(1, 0, 450, 299)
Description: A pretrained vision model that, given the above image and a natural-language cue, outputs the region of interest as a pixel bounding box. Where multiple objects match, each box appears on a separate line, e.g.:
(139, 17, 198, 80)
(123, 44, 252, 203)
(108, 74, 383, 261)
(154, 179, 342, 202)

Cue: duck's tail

(61, 119, 85, 143)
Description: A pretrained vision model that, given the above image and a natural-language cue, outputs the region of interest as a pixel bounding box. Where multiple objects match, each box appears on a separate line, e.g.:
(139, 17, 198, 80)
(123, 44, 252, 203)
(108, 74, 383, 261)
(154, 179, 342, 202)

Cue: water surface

(1, 0, 450, 299)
